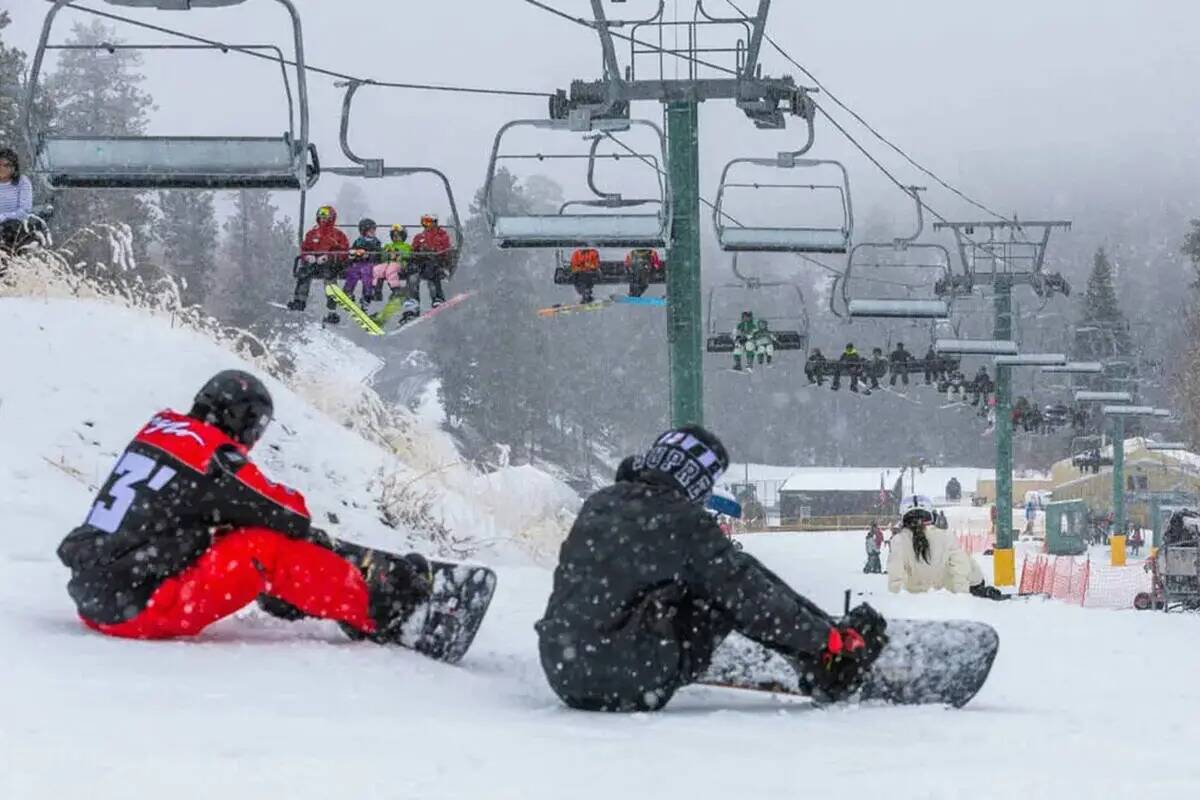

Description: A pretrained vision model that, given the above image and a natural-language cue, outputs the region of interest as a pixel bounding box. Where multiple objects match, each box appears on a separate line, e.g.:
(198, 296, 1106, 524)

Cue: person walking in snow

(537, 425, 889, 711)
(863, 529, 883, 574)
(887, 496, 1005, 600)
(57, 370, 433, 643)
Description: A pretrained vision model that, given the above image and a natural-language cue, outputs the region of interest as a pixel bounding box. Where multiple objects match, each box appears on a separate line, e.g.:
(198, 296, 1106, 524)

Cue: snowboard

(383, 292, 474, 334)
(537, 298, 616, 317)
(698, 619, 999, 708)
(332, 540, 498, 664)
(613, 294, 667, 307)
(325, 283, 385, 335)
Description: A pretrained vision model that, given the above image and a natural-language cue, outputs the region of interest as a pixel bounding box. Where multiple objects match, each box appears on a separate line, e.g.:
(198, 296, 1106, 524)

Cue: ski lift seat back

(37, 135, 319, 190)
(713, 155, 854, 254)
(24, 0, 316, 191)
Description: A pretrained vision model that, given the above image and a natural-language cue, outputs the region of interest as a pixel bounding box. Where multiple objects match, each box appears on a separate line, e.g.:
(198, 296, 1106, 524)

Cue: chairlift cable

(68, 2, 554, 98)
(722, 0, 1009, 224)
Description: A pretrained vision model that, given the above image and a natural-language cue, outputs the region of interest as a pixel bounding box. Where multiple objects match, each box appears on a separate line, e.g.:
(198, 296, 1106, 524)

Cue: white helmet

(900, 494, 935, 527)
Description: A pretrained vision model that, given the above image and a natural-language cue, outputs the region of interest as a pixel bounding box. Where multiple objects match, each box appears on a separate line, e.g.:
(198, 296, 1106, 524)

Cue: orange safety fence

(1018, 554, 1153, 609)
(955, 531, 993, 555)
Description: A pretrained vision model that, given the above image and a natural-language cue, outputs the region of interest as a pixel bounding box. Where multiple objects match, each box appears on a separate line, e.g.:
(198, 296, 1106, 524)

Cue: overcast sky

(7, 0, 1200, 241)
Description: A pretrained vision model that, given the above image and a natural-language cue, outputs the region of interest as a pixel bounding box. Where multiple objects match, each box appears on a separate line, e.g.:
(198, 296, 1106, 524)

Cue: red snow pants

(84, 527, 376, 639)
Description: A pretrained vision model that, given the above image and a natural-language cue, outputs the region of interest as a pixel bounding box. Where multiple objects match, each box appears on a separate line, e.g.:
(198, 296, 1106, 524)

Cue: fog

(9, 0, 1200, 232)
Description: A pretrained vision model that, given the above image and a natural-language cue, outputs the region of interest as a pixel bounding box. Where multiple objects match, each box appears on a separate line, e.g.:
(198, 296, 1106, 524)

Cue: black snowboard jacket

(57, 410, 312, 624)
(536, 471, 833, 710)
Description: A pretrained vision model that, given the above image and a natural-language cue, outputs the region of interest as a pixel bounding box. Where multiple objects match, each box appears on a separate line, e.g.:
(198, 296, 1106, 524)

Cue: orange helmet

(420, 214, 438, 228)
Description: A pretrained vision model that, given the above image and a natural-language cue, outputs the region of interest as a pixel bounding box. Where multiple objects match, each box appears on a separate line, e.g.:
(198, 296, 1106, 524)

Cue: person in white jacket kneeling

(887, 495, 1005, 600)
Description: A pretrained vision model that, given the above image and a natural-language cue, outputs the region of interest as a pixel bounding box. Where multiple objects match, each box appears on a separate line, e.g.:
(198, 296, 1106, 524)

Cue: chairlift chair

(713, 151, 853, 254)
(322, 80, 464, 272)
(705, 256, 809, 353)
(24, 0, 319, 191)
(484, 117, 670, 249)
(841, 187, 959, 320)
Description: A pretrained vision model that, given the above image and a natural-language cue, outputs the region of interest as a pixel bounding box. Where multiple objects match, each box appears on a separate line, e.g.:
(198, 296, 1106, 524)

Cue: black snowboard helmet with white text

(189, 370, 274, 449)
(636, 424, 730, 503)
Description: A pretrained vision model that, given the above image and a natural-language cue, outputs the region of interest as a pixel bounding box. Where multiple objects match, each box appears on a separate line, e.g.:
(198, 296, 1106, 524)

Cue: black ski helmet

(190, 370, 274, 448)
(642, 424, 730, 502)
(358, 217, 377, 235)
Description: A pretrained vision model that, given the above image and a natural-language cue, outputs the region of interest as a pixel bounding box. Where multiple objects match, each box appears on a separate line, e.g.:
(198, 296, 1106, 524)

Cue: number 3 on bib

(86, 451, 177, 534)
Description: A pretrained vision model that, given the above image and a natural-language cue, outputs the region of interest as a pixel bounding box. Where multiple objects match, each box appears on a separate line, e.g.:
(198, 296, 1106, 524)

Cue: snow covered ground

(3, 296, 1200, 799)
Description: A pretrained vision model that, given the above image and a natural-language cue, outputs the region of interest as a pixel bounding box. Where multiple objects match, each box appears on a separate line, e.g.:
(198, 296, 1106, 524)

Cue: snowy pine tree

(156, 190, 219, 309)
(216, 190, 295, 328)
(43, 20, 156, 269)
(1072, 248, 1132, 390)
(0, 12, 27, 165)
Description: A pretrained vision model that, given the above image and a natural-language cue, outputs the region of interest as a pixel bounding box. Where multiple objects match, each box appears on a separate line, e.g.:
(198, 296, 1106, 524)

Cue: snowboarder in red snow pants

(57, 370, 430, 642)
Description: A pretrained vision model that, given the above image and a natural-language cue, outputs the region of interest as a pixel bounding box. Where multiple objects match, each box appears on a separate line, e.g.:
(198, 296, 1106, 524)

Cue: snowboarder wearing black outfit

(889, 342, 912, 387)
(805, 348, 829, 386)
(537, 425, 888, 712)
(832, 343, 867, 393)
(970, 367, 994, 407)
(868, 347, 888, 390)
(922, 346, 941, 385)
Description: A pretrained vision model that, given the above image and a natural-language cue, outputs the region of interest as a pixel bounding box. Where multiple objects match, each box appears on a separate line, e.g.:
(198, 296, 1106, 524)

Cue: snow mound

(0, 295, 577, 565)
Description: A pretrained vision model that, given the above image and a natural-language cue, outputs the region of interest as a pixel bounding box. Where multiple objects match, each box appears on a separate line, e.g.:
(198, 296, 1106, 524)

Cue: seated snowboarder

(569, 247, 601, 304)
(889, 342, 912, 387)
(411, 213, 454, 308)
(625, 248, 663, 298)
(346, 217, 383, 307)
(732, 311, 757, 372)
(805, 348, 829, 386)
(945, 368, 967, 402)
(375, 225, 419, 325)
(832, 342, 867, 393)
(867, 347, 888, 390)
(887, 496, 1004, 600)
(922, 345, 944, 386)
(752, 319, 775, 367)
(969, 366, 994, 407)
(289, 205, 350, 323)
(537, 425, 889, 712)
(57, 371, 433, 642)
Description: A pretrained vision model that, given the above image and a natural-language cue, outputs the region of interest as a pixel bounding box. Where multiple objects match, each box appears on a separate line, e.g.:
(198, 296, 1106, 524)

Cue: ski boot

(323, 295, 340, 325)
(286, 298, 306, 312)
(732, 356, 743, 372)
(398, 299, 420, 325)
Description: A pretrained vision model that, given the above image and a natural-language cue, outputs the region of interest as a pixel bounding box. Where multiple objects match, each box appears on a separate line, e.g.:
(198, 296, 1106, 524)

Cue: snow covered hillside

(3, 294, 1200, 800)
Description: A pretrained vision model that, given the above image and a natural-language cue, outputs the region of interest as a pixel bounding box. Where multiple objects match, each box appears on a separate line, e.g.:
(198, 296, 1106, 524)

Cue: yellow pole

(1110, 533, 1127, 567)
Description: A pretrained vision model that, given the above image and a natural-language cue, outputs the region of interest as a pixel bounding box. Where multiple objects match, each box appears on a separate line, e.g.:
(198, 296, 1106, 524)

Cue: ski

(325, 284, 384, 335)
(537, 298, 616, 317)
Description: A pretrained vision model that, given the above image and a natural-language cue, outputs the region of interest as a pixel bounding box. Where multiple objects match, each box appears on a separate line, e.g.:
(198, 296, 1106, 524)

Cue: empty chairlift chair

(24, 0, 319, 191)
(841, 187, 961, 320)
(712, 152, 853, 254)
(484, 118, 670, 249)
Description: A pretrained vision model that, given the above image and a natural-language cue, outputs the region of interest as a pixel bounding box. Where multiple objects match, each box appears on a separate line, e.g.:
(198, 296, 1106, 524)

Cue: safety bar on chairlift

(705, 277, 810, 338)
(24, 0, 311, 189)
(712, 156, 853, 247)
(484, 117, 671, 243)
(322, 79, 463, 250)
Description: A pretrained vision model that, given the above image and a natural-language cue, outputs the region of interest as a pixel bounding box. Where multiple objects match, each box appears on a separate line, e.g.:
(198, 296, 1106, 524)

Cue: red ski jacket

(58, 410, 312, 624)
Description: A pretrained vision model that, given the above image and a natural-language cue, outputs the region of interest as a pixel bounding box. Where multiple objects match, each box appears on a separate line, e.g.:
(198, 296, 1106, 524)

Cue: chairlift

(24, 0, 318, 191)
(484, 117, 670, 249)
(713, 150, 853, 253)
(841, 187, 960, 320)
(705, 255, 809, 354)
(321, 80, 463, 272)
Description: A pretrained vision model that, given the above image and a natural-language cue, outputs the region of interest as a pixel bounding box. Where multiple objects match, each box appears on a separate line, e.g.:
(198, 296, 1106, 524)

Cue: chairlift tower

(557, 1, 814, 426)
(933, 219, 1071, 586)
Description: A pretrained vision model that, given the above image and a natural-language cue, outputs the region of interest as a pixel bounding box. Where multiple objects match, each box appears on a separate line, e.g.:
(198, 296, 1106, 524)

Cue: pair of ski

(324, 284, 473, 336)
(537, 294, 666, 318)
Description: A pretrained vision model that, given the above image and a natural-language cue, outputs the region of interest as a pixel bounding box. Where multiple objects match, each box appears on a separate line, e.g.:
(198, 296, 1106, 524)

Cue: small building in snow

(778, 468, 898, 523)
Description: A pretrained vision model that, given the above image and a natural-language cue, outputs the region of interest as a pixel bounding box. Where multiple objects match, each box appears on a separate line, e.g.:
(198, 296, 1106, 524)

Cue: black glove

(970, 581, 1008, 601)
(802, 603, 888, 702)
